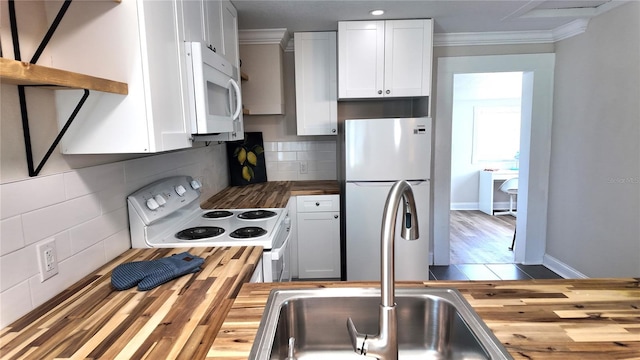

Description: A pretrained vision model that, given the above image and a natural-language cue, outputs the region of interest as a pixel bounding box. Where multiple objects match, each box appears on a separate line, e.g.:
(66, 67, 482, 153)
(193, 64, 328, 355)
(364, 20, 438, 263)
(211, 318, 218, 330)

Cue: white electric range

(127, 176, 291, 282)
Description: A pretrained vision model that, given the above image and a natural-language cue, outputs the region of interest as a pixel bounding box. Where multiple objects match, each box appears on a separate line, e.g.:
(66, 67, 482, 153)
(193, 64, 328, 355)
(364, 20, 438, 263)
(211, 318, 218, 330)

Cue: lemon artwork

(233, 143, 264, 182)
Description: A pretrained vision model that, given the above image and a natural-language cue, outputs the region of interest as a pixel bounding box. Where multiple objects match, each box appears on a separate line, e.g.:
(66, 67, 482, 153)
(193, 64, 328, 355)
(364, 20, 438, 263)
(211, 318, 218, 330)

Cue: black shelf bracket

(8, 0, 93, 177)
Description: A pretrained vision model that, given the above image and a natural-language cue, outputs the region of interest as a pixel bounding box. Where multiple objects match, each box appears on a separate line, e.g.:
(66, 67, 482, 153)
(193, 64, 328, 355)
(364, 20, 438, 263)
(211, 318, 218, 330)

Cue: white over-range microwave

(184, 42, 243, 140)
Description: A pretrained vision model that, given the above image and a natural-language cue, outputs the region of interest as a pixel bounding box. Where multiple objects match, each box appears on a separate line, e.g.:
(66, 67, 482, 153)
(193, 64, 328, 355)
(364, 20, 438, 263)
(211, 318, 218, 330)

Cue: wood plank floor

(450, 210, 516, 264)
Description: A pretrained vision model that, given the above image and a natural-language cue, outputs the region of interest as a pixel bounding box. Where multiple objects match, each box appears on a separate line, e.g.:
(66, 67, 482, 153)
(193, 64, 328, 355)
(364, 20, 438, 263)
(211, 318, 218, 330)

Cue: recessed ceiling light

(369, 9, 385, 16)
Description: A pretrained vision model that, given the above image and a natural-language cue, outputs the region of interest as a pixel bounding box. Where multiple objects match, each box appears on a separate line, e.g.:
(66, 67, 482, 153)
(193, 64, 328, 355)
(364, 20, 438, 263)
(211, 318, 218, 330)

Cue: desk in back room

(478, 169, 519, 215)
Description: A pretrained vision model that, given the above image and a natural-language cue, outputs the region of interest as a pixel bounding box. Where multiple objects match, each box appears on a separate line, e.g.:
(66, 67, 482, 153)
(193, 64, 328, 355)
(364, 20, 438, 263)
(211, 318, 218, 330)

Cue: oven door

(263, 216, 292, 282)
(185, 42, 241, 135)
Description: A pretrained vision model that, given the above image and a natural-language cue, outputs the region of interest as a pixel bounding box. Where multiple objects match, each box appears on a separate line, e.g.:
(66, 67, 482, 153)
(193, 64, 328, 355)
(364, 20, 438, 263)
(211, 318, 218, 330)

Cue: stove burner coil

(203, 210, 234, 219)
(238, 210, 277, 220)
(230, 226, 268, 239)
(176, 226, 225, 240)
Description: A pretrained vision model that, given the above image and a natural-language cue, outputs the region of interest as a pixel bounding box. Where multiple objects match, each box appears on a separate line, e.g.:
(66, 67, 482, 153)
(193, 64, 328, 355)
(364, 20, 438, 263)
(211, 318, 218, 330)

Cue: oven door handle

(270, 228, 291, 260)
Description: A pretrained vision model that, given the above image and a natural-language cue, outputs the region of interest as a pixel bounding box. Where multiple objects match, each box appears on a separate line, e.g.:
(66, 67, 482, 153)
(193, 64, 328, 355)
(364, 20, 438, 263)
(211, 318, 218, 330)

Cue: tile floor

(429, 264, 563, 281)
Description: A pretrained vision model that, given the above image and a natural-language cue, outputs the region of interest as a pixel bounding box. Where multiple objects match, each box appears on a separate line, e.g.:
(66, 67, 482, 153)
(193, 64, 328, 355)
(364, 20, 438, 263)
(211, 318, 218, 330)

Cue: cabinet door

(338, 21, 385, 99)
(221, 0, 239, 68)
(180, 0, 205, 43)
(383, 19, 433, 97)
(295, 32, 338, 136)
(203, 0, 223, 54)
(297, 211, 340, 279)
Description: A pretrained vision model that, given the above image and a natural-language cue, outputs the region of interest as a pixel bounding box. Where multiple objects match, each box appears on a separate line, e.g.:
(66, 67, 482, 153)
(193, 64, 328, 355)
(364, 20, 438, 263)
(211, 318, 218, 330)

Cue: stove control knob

(175, 185, 187, 196)
(190, 180, 202, 190)
(146, 198, 160, 210)
(154, 194, 167, 206)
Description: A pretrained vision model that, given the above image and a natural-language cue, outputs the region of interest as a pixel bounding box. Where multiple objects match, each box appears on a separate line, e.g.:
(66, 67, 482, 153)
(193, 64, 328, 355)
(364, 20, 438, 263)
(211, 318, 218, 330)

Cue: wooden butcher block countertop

(200, 180, 339, 209)
(0, 246, 262, 360)
(211, 279, 640, 360)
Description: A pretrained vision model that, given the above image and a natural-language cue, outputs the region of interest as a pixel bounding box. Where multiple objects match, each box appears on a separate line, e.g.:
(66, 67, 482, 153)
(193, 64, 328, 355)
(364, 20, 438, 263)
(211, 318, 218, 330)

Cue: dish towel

(111, 252, 205, 291)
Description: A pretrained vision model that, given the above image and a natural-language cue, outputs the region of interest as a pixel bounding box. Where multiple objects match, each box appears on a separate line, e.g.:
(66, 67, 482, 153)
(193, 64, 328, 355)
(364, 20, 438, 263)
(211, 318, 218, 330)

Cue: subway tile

(308, 160, 337, 172)
(277, 161, 299, 171)
(30, 242, 105, 308)
(297, 151, 336, 161)
(264, 152, 278, 162)
(0, 281, 33, 328)
(0, 244, 39, 292)
(263, 142, 278, 152)
(69, 208, 128, 253)
(104, 230, 131, 262)
(277, 152, 297, 161)
(98, 182, 127, 214)
(0, 174, 65, 220)
(0, 216, 25, 256)
(52, 231, 73, 262)
(316, 141, 337, 151)
(268, 171, 299, 181)
(21, 194, 101, 245)
(63, 162, 125, 200)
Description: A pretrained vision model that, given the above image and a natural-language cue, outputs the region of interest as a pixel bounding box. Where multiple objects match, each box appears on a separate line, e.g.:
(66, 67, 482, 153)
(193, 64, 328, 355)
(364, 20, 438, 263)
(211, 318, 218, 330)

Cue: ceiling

(232, 0, 626, 35)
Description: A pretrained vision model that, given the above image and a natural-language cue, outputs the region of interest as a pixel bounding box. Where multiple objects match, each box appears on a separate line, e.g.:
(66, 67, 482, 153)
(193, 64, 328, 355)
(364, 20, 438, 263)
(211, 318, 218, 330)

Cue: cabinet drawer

(296, 195, 339, 212)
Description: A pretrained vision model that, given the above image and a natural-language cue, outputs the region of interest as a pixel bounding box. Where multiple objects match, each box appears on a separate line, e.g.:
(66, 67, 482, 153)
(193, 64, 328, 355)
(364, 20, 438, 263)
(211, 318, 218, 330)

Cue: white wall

(545, 1, 640, 277)
(450, 74, 521, 210)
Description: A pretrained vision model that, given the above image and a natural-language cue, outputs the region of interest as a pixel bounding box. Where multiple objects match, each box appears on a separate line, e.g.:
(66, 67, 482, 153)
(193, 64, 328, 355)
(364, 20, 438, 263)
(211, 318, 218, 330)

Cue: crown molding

(551, 18, 590, 41)
(434, 18, 590, 46)
(239, 29, 291, 49)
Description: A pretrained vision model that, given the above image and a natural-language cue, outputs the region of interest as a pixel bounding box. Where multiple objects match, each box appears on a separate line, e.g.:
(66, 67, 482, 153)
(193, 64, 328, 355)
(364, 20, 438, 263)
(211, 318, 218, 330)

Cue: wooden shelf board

(242, 108, 250, 115)
(0, 58, 128, 95)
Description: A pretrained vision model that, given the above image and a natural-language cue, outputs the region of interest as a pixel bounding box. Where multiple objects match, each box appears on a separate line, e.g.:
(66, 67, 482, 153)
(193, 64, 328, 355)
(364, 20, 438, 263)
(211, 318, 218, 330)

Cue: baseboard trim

(450, 202, 515, 211)
(450, 202, 478, 210)
(543, 254, 588, 279)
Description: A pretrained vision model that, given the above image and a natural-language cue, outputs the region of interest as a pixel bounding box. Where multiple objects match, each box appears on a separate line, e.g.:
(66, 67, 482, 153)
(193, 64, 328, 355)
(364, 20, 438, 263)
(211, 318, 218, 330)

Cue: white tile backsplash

(0, 143, 228, 327)
(0, 216, 25, 256)
(265, 140, 337, 181)
(0, 244, 39, 292)
(0, 282, 32, 327)
(0, 174, 65, 220)
(21, 194, 102, 245)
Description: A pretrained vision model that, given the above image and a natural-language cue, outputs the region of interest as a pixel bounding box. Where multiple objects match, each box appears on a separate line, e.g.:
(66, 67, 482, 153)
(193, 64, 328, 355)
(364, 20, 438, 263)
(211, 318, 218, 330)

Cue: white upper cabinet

(338, 19, 433, 99)
(50, 0, 192, 154)
(294, 32, 338, 136)
(204, 0, 240, 69)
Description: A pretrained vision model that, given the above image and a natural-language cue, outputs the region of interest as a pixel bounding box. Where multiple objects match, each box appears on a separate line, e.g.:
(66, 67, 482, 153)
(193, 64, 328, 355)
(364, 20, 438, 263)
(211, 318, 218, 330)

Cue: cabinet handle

(378, 90, 382, 94)
(332, 129, 336, 133)
(315, 202, 320, 206)
(386, 90, 390, 94)
(334, 214, 339, 219)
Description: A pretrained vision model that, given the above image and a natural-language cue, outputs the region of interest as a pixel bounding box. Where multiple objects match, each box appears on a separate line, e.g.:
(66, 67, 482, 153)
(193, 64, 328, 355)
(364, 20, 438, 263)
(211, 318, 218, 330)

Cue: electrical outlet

(299, 161, 308, 174)
(37, 239, 58, 282)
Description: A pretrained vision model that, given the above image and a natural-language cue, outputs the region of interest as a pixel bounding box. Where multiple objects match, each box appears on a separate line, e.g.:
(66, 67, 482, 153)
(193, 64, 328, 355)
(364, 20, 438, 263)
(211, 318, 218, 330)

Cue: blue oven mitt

(111, 252, 204, 291)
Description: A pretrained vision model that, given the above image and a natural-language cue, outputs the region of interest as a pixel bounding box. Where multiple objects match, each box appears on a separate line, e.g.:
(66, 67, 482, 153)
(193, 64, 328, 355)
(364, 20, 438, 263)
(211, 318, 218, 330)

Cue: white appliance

(184, 42, 243, 140)
(127, 176, 291, 282)
(345, 117, 431, 281)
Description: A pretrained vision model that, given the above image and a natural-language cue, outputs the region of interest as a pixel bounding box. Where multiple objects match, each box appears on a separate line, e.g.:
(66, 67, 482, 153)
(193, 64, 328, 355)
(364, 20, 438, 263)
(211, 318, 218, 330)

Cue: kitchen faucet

(346, 180, 420, 360)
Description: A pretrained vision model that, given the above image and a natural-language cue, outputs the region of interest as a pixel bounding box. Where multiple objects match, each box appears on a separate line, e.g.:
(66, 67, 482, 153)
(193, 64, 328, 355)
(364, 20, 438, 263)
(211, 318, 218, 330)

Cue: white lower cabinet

(296, 195, 341, 279)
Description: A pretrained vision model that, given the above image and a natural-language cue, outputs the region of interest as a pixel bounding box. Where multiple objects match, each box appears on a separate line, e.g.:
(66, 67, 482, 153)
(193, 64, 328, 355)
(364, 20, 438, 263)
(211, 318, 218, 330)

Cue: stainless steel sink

(249, 287, 512, 360)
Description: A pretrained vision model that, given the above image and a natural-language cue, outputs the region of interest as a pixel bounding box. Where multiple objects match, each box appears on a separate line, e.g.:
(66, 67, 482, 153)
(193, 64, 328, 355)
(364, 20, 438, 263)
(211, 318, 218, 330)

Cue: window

(472, 106, 520, 163)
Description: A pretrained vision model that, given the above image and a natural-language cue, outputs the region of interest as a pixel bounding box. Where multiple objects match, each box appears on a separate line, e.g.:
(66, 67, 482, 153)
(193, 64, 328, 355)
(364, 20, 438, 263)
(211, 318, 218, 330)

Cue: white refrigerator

(345, 117, 431, 281)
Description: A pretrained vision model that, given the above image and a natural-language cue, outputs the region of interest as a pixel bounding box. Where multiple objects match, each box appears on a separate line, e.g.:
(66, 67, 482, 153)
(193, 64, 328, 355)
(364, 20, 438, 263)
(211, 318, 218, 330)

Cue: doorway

(450, 72, 523, 264)
(432, 53, 555, 266)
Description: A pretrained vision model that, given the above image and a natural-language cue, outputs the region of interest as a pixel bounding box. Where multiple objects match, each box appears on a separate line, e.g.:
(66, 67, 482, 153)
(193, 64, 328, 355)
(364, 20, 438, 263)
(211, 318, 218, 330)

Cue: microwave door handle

(228, 78, 242, 120)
